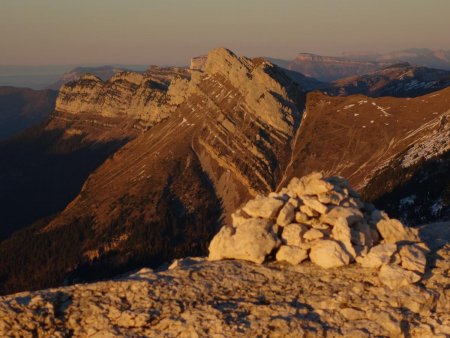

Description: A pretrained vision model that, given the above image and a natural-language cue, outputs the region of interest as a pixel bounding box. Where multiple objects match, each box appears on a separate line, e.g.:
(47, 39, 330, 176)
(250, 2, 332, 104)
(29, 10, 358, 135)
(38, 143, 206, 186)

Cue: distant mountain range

(341, 48, 450, 70)
(269, 48, 450, 82)
(0, 64, 149, 90)
(329, 63, 450, 97)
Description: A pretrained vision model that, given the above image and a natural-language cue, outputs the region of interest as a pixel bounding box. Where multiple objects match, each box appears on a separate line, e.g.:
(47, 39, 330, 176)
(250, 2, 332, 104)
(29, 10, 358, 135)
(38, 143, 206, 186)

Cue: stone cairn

(209, 172, 428, 289)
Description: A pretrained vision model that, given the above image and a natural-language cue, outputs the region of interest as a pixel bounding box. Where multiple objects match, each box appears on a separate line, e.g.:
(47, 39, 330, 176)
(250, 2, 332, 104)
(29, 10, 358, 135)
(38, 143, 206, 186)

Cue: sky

(1, 0, 450, 66)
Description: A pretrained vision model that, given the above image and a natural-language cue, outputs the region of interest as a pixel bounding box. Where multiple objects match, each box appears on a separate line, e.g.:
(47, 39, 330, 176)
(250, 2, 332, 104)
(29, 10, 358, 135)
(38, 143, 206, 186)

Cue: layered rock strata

(55, 68, 190, 128)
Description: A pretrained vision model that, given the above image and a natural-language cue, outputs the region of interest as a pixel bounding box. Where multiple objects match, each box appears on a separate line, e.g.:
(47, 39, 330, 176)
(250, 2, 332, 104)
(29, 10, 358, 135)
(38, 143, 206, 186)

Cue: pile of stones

(209, 172, 428, 289)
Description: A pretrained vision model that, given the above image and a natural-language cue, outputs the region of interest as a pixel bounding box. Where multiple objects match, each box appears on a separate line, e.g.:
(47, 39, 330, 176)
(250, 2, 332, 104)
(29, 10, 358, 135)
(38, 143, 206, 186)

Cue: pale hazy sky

(1, 0, 450, 66)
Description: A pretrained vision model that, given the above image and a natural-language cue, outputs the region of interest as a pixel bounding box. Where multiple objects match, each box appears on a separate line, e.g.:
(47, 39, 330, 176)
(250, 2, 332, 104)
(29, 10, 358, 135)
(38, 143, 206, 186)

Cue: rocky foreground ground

(1, 173, 449, 337)
(0, 221, 448, 337)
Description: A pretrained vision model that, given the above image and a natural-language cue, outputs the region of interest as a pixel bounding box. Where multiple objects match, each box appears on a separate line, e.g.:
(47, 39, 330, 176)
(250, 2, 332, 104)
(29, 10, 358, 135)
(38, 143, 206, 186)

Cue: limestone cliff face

(185, 48, 304, 199)
(55, 68, 190, 128)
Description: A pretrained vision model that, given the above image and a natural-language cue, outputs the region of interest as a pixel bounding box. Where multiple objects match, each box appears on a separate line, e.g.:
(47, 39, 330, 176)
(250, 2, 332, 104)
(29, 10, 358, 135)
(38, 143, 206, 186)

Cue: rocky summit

(0, 173, 449, 337)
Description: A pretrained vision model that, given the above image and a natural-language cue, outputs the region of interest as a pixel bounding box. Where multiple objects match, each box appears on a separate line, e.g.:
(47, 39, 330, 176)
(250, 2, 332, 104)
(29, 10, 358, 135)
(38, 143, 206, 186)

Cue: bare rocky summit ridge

(0, 247, 448, 337)
(209, 172, 428, 290)
(55, 67, 190, 129)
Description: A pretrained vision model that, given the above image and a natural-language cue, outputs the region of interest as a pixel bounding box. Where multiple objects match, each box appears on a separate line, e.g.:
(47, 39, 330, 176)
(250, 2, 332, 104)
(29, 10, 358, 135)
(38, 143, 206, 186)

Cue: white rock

(276, 203, 295, 226)
(281, 223, 308, 246)
(295, 211, 310, 223)
(376, 219, 420, 243)
(309, 240, 352, 268)
(276, 245, 308, 265)
(299, 205, 316, 218)
(321, 206, 363, 227)
(317, 191, 345, 205)
(300, 195, 328, 214)
(208, 219, 279, 264)
(357, 243, 397, 268)
(231, 209, 250, 227)
(243, 195, 285, 219)
(303, 228, 325, 241)
(289, 172, 334, 197)
(310, 221, 330, 230)
(399, 244, 427, 274)
(378, 264, 421, 289)
(288, 197, 300, 208)
(332, 218, 356, 259)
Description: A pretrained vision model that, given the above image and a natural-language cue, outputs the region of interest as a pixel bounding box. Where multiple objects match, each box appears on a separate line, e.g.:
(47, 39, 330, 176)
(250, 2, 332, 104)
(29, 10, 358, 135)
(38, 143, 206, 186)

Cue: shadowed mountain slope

(0, 87, 57, 140)
(330, 63, 450, 97)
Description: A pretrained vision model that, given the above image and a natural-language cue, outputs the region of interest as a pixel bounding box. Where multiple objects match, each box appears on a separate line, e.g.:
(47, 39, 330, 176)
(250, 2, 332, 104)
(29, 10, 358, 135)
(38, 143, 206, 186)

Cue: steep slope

(330, 63, 450, 97)
(198, 55, 325, 91)
(0, 48, 305, 294)
(282, 87, 450, 192)
(0, 87, 57, 140)
(281, 53, 388, 82)
(0, 118, 133, 241)
(0, 67, 186, 241)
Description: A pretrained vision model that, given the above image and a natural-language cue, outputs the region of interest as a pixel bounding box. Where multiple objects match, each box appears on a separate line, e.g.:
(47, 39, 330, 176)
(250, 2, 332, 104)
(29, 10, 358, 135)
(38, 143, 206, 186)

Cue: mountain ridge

(0, 48, 449, 295)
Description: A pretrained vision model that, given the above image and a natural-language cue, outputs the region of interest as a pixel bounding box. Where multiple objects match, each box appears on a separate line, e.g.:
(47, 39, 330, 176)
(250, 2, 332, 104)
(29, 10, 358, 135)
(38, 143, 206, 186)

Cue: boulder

(295, 211, 310, 223)
(289, 172, 334, 196)
(231, 209, 250, 227)
(399, 244, 427, 274)
(321, 206, 363, 227)
(317, 191, 345, 205)
(276, 203, 295, 226)
(357, 243, 397, 268)
(351, 222, 374, 248)
(376, 219, 420, 243)
(309, 240, 352, 268)
(208, 218, 279, 264)
(288, 197, 300, 208)
(378, 264, 421, 289)
(276, 245, 308, 265)
(281, 223, 308, 246)
(243, 195, 285, 219)
(300, 195, 328, 214)
(299, 205, 316, 217)
(331, 218, 356, 259)
(303, 228, 325, 241)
